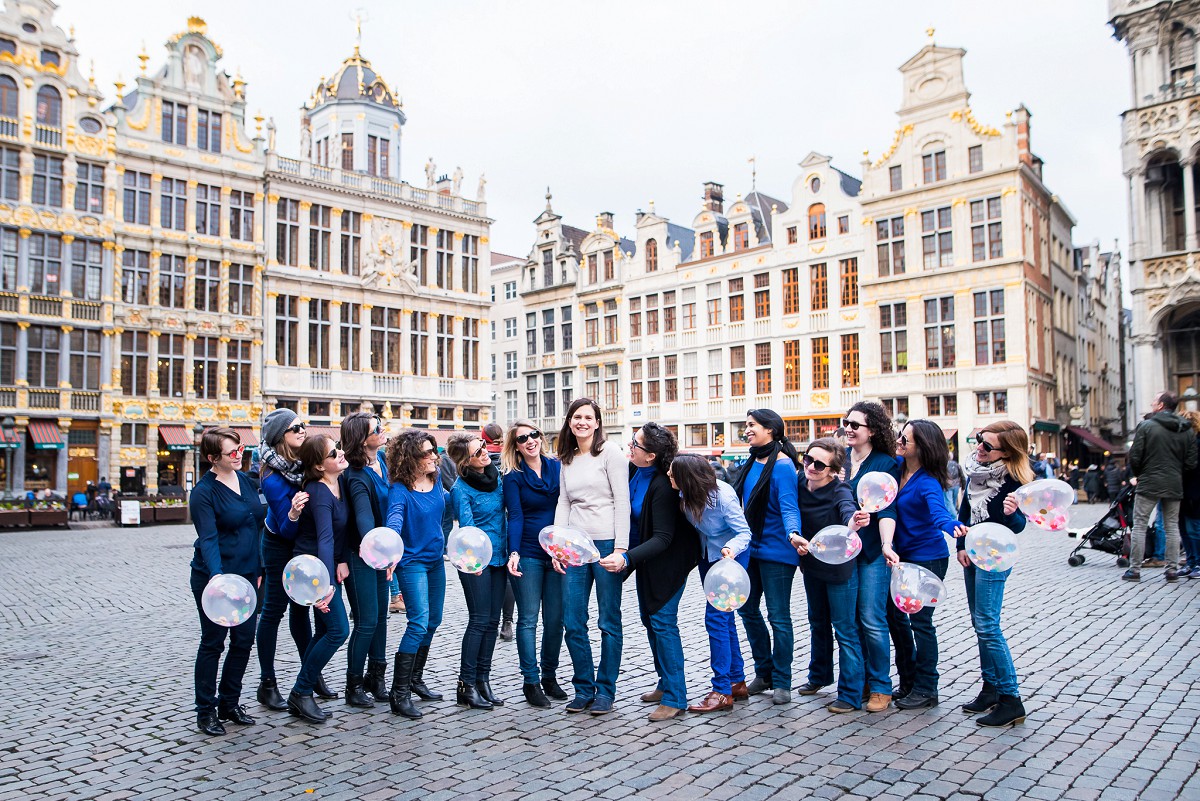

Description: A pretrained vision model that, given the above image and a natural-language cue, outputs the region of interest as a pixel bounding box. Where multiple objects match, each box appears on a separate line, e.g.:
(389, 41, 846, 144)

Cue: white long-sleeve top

(553, 442, 631, 550)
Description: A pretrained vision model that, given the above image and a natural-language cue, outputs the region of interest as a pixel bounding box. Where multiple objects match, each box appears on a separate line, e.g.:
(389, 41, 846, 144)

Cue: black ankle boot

(541, 675, 568, 701)
(197, 710, 226, 736)
(523, 683, 551, 708)
(287, 691, 327, 724)
(977, 694, 1026, 728)
(389, 652, 421, 719)
(345, 672, 375, 708)
(477, 679, 504, 706)
(961, 681, 999, 714)
(256, 677, 288, 711)
(411, 645, 442, 701)
(456, 679, 493, 710)
(365, 659, 389, 701)
(313, 673, 339, 700)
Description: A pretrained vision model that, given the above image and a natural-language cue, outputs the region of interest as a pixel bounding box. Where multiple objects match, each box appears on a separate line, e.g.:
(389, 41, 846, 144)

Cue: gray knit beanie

(261, 408, 300, 447)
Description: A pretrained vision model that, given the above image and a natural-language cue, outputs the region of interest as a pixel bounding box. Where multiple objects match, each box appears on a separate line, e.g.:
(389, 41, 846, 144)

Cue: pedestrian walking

(1083, 465, 1100, 504)
(1179, 410, 1200, 578)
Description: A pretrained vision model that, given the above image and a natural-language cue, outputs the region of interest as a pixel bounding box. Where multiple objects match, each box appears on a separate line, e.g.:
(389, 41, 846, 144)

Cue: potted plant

(140, 496, 157, 524)
(155, 497, 188, 523)
(0, 500, 27, 527)
(29, 499, 68, 527)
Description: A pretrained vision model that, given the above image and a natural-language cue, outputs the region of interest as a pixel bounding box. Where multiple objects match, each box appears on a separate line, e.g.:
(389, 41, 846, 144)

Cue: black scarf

(460, 461, 499, 494)
(733, 441, 781, 536)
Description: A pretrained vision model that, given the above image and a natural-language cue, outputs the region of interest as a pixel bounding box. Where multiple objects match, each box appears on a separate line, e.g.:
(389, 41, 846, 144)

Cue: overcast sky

(56, 0, 1130, 260)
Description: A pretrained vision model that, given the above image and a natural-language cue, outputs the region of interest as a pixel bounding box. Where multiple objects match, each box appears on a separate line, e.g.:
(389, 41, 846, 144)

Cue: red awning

(231, 427, 260, 448)
(158, 424, 193, 450)
(28, 420, 63, 449)
(0, 427, 19, 449)
(941, 428, 958, 441)
(1066, 426, 1120, 453)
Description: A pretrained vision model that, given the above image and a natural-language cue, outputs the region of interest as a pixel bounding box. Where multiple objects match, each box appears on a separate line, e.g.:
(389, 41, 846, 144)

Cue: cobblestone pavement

(2, 502, 1199, 801)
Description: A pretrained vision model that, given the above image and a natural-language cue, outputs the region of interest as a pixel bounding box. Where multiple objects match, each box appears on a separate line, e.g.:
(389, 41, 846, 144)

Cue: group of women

(187, 399, 1032, 736)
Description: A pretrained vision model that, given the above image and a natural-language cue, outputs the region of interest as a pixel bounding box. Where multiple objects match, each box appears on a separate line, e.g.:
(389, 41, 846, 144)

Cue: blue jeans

(1183, 517, 1200, 569)
(738, 557, 797, 690)
(511, 556, 564, 684)
(886, 557, 948, 697)
(803, 568, 864, 707)
(699, 555, 748, 695)
(458, 565, 507, 683)
(563, 540, 623, 701)
(292, 584, 349, 696)
(344, 552, 389, 674)
(640, 583, 687, 710)
(856, 556, 892, 695)
(1152, 503, 1166, 561)
(191, 568, 259, 714)
(388, 573, 400, 598)
(256, 533, 313, 680)
(962, 563, 1019, 697)
(396, 559, 446, 654)
(944, 488, 960, 517)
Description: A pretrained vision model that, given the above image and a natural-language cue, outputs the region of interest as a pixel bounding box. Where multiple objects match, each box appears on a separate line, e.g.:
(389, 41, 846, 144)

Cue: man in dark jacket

(1124, 391, 1199, 582)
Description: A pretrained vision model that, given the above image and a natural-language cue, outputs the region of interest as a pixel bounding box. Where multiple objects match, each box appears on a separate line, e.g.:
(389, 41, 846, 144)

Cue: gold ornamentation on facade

(871, 124, 914, 168)
(950, 107, 1001, 138)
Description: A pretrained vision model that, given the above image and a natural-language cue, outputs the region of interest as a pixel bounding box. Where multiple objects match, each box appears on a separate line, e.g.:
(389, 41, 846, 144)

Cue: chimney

(435, 174, 452, 194)
(703, 181, 724, 214)
(1013, 104, 1032, 168)
(597, 211, 614, 230)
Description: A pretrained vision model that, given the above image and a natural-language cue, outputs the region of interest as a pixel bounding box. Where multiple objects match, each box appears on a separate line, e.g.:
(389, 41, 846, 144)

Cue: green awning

(1032, 420, 1061, 434)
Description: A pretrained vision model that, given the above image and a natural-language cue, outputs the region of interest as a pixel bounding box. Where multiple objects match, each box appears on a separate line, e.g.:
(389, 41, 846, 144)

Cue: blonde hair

(501, 419, 550, 474)
(979, 420, 1036, 485)
(446, 432, 480, 474)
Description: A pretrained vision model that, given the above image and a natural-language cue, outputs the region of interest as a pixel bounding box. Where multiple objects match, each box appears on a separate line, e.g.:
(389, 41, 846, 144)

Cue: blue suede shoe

(565, 695, 593, 713)
(589, 697, 614, 715)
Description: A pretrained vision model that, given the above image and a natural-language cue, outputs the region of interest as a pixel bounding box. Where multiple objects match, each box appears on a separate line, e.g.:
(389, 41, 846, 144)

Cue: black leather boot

(256, 677, 288, 711)
(287, 691, 327, 724)
(389, 652, 421, 719)
(541, 675, 568, 701)
(345, 672, 375, 708)
(411, 645, 442, 701)
(961, 681, 999, 714)
(456, 679, 493, 710)
(477, 679, 504, 706)
(313, 673, 339, 700)
(977, 694, 1026, 728)
(523, 683, 551, 708)
(365, 659, 389, 701)
(197, 710, 226, 736)
(217, 704, 255, 725)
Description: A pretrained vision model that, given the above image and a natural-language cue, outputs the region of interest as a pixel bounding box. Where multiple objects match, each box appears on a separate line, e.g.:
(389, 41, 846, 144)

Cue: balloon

(890, 562, 946, 614)
(360, 526, 404, 569)
(965, 522, 1020, 572)
(538, 525, 601, 566)
(447, 525, 492, 573)
(1013, 478, 1075, 531)
(857, 471, 899, 513)
(808, 524, 863, 564)
(201, 573, 257, 627)
(283, 554, 331, 606)
(703, 558, 751, 612)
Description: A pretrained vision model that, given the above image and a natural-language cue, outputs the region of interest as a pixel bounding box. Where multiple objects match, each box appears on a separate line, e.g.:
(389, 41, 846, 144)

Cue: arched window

(808, 203, 826, 240)
(36, 85, 60, 127)
(645, 238, 658, 272)
(0, 76, 16, 119)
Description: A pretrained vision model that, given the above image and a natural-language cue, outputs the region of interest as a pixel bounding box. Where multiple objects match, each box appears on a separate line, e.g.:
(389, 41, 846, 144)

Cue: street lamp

(192, 422, 205, 489)
(1, 415, 14, 499)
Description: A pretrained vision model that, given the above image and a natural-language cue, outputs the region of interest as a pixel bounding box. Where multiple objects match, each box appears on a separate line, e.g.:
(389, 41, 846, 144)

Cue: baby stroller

(1067, 484, 1134, 567)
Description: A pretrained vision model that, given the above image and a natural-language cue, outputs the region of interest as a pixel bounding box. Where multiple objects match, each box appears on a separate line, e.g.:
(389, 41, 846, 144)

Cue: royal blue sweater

(740, 457, 802, 566)
(190, 470, 266, 578)
(503, 456, 561, 560)
(387, 482, 449, 566)
(844, 449, 901, 562)
(261, 470, 301, 541)
(893, 458, 957, 562)
(345, 462, 389, 556)
(293, 480, 349, 579)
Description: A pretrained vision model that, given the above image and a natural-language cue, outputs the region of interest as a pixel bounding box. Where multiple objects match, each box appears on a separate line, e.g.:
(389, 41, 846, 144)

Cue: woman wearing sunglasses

(446, 432, 508, 710)
(385, 429, 450, 719)
(287, 434, 351, 723)
(841, 401, 900, 712)
(733, 408, 802, 705)
(189, 427, 267, 736)
(955, 421, 1030, 727)
(889, 419, 963, 711)
(340, 413, 392, 707)
(790, 438, 866, 713)
(255, 408, 329, 710)
(502, 421, 566, 708)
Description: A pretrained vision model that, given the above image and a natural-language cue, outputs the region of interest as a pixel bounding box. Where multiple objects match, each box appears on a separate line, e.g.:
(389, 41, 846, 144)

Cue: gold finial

(926, 26, 935, 40)
(863, 149, 870, 158)
(88, 60, 96, 88)
(187, 16, 207, 35)
(137, 41, 149, 73)
(113, 75, 125, 101)
(68, 24, 75, 40)
(254, 110, 264, 136)
(233, 68, 246, 96)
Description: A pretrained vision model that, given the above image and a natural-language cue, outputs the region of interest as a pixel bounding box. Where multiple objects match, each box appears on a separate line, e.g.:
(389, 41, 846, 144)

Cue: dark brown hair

(636, 422, 677, 475)
(340, 412, 379, 470)
(806, 437, 846, 474)
(298, 434, 336, 483)
(386, 429, 437, 490)
(446, 432, 481, 474)
(671, 453, 717, 523)
(903, 419, 951, 488)
(556, 397, 605, 465)
(200, 427, 240, 465)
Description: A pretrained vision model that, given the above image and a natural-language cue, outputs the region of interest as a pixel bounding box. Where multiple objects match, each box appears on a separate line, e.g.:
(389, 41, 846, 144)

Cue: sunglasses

(803, 454, 830, 472)
(326, 441, 342, 460)
(897, 434, 909, 447)
(421, 448, 439, 459)
(223, 445, 246, 460)
(841, 419, 865, 431)
(629, 439, 648, 453)
(979, 440, 999, 453)
(372, 420, 384, 436)
(472, 443, 488, 459)
(286, 423, 306, 434)
(515, 430, 542, 445)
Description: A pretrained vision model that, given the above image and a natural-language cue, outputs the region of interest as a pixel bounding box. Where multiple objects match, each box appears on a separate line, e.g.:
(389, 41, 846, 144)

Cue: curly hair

(846, 401, 896, 458)
(636, 421, 677, 475)
(385, 429, 437, 489)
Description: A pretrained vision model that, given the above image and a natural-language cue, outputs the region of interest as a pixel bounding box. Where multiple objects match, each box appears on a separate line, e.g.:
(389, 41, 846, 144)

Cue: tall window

(540, 248, 553, 287)
(123, 171, 151, 225)
(0, 148, 15, 204)
(410, 224, 428, 284)
(542, 373, 557, 418)
(161, 100, 187, 144)
(309, 205, 331, 270)
(754, 273, 770, 318)
(340, 302, 361, 371)
(542, 308, 556, 353)
(462, 318, 479, 379)
(880, 302, 908, 373)
(682, 299, 696, 330)
(436, 315, 455, 377)
(585, 253, 597, 283)
(889, 165, 902, 191)
(665, 356, 678, 402)
(924, 296, 956, 369)
(228, 263, 253, 316)
(0, 75, 15, 120)
(585, 302, 599, 347)
(968, 145, 983, 174)
(157, 333, 185, 398)
(700, 231, 714, 259)
(121, 250, 150, 305)
(229, 190, 254, 241)
(782, 268, 799, 314)
(921, 207, 953, 269)
(728, 278, 744, 322)
(276, 198, 300, 266)
(786, 226, 798, 245)
(32, 154, 63, 207)
(27, 325, 59, 387)
(706, 296, 721, 326)
(28, 232, 61, 295)
(922, 150, 947, 183)
(733, 222, 749, 250)
(366, 135, 390, 176)
(970, 196, 1003, 262)
(927, 394, 958, 416)
(195, 184, 221, 235)
(603, 250, 614, 281)
(158, 254, 186, 308)
(370, 307, 403, 374)
(645, 295, 659, 335)
(812, 337, 829, 390)
(227, 340, 251, 400)
(308, 299, 330, 369)
(505, 351, 517, 379)
(194, 259, 219, 312)
(68, 239, 102, 301)
(646, 238, 658, 271)
(0, 323, 14, 384)
(973, 289, 1006, 365)
(839, 258, 859, 306)
(341, 132, 354, 171)
(730, 345, 746, 398)
(629, 297, 642, 337)
(841, 333, 860, 387)
(561, 305, 573, 351)
(193, 336, 220, 399)
(783, 340, 800, 392)
(0, 227, 14, 290)
(435, 229, 454, 289)
(196, 109, 222, 153)
(68, 329, 101, 390)
(811, 263, 828, 311)
(460, 234, 478, 292)
(410, 311, 428, 375)
(341, 211, 361, 275)
(526, 312, 537, 355)
(74, 162, 104, 214)
(663, 291, 677, 333)
(120, 331, 148, 395)
(808, 203, 827, 240)
(604, 299, 618, 344)
(160, 177, 186, 230)
(876, 216, 905, 276)
(35, 85, 61, 127)
(276, 295, 298, 366)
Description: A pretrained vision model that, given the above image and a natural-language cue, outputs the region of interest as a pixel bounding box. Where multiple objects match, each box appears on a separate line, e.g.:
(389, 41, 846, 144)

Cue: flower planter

(28, 509, 68, 527)
(155, 506, 187, 523)
(140, 507, 157, 524)
(0, 509, 28, 527)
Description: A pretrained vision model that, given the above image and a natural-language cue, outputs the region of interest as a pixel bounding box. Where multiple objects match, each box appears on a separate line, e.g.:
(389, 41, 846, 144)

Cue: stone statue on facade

(300, 117, 312, 161)
(477, 173, 487, 201)
(452, 166, 463, 195)
(425, 157, 436, 188)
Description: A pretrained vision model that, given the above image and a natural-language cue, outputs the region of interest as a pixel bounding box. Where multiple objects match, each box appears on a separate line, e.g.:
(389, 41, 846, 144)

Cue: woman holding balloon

(955, 420, 1031, 727)
(447, 432, 509, 710)
(286, 434, 351, 724)
(502, 420, 566, 708)
(190, 427, 266, 736)
(667, 454, 752, 714)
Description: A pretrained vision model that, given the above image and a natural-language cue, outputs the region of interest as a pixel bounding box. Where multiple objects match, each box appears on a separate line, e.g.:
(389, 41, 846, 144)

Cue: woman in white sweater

(553, 397, 631, 715)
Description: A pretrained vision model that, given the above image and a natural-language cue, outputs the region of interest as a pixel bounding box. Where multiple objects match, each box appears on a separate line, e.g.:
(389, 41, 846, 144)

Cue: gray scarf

(963, 450, 1008, 524)
(259, 443, 304, 487)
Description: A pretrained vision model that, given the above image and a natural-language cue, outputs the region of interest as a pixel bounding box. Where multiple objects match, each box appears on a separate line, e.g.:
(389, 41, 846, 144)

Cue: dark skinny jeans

(256, 532, 314, 681)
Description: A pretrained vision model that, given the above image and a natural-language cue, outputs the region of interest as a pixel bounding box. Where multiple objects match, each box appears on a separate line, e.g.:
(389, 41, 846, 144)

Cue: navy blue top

(387, 481, 449, 566)
(190, 470, 266, 578)
(293, 479, 349, 579)
(503, 456, 561, 560)
(893, 457, 957, 562)
(345, 462, 389, 557)
(844, 449, 901, 562)
(628, 465, 657, 549)
(261, 470, 301, 541)
(797, 478, 858, 584)
(740, 457, 802, 566)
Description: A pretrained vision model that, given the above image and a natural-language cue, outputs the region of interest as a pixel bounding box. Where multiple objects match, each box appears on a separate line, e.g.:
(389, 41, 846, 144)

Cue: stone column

(1183, 158, 1197, 251)
(146, 422, 158, 494)
(298, 200, 312, 268)
(96, 420, 112, 492)
(11, 418, 25, 495)
(359, 304, 372, 376)
(150, 173, 163, 229)
(330, 208, 343, 274)
(55, 417, 69, 493)
(15, 227, 29, 290)
(14, 321, 27, 384)
(328, 300, 342, 371)
(264, 291, 278, 365)
(297, 296, 311, 367)
(1132, 332, 1162, 422)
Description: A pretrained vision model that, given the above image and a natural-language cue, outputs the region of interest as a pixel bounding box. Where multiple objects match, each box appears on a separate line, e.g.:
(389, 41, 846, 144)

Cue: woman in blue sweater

(733, 408, 803, 705)
(448, 432, 508, 710)
(340, 412, 391, 707)
(287, 434, 351, 724)
(503, 420, 565, 708)
(889, 419, 962, 711)
(385, 429, 450, 719)
(189, 427, 266, 736)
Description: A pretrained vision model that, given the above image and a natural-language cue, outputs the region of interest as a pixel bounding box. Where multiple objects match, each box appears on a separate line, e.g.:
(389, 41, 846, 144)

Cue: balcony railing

(277, 156, 300, 175)
(310, 370, 331, 391)
(0, 116, 17, 141)
(30, 296, 61, 317)
(438, 380, 455, 398)
(35, 124, 61, 147)
(925, 369, 957, 391)
(70, 391, 99, 411)
(0, 388, 14, 407)
(0, 293, 16, 313)
(28, 389, 58, 408)
(70, 301, 101, 321)
(373, 375, 402, 395)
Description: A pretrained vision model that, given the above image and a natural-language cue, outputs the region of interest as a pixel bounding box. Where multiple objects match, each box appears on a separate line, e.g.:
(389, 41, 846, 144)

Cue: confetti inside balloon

(283, 554, 331, 606)
(201, 573, 257, 627)
(360, 526, 405, 569)
(1012, 478, 1075, 531)
(447, 525, 492, 573)
(856, 471, 899, 513)
(538, 525, 601, 566)
(890, 562, 946, 614)
(703, 558, 751, 612)
(965, 522, 1020, 572)
(808, 524, 863, 565)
